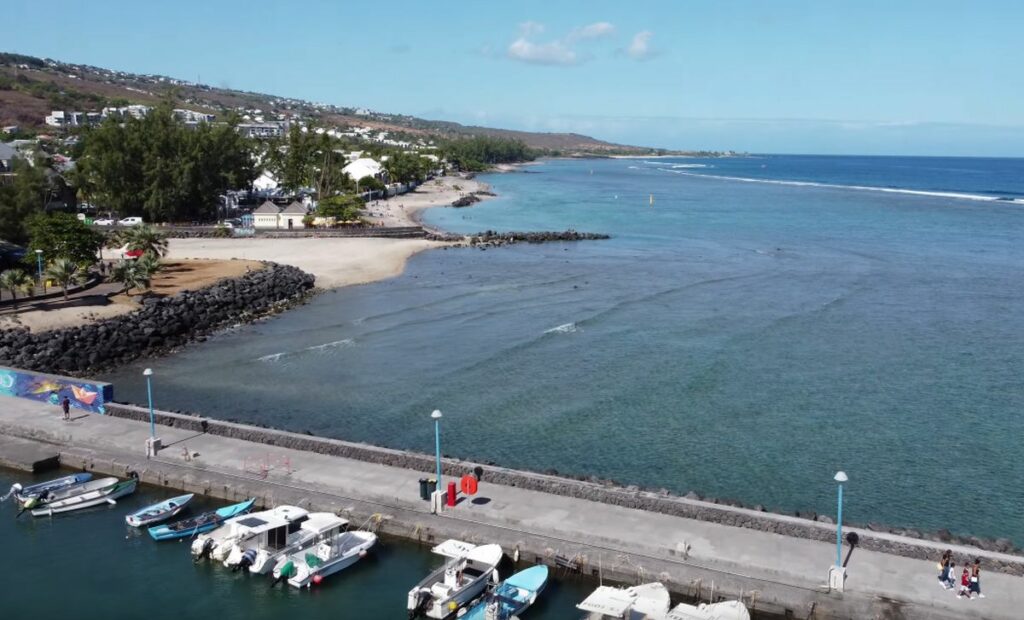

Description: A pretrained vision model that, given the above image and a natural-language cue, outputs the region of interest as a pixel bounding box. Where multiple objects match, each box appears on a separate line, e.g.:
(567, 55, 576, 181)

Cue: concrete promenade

(0, 396, 1019, 619)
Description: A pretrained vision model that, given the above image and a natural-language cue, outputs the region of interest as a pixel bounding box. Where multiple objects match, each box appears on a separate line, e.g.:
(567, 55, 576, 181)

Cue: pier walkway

(0, 397, 1019, 619)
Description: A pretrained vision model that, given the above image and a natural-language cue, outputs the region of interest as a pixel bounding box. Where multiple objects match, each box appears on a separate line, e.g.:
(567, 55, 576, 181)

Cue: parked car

(118, 217, 144, 226)
(94, 218, 115, 226)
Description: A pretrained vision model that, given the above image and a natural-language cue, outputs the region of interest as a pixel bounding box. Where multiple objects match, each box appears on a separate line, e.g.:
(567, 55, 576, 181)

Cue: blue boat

(125, 493, 194, 527)
(2, 473, 93, 505)
(462, 565, 549, 620)
(148, 498, 255, 541)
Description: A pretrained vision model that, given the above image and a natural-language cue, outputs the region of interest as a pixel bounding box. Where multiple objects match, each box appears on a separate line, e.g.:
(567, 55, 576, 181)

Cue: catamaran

(29, 477, 138, 517)
(271, 519, 377, 588)
(191, 505, 309, 565)
(222, 511, 352, 575)
(460, 564, 548, 620)
(125, 493, 194, 527)
(407, 540, 504, 619)
(149, 498, 255, 541)
(577, 582, 671, 619)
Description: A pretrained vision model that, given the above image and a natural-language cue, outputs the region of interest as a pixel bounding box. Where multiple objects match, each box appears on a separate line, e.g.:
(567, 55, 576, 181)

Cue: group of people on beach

(938, 551, 984, 599)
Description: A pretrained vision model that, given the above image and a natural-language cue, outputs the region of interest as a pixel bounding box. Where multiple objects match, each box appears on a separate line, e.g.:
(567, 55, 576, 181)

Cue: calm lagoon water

(105, 155, 1024, 541)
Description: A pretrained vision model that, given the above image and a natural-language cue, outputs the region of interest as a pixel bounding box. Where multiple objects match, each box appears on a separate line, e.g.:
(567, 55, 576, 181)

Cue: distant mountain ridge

(0, 52, 700, 155)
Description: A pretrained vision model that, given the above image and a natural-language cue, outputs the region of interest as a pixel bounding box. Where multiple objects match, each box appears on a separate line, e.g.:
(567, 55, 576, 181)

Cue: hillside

(0, 52, 679, 155)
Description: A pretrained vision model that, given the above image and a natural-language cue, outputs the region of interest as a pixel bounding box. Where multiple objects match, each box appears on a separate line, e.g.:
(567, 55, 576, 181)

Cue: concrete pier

(0, 435, 60, 472)
(0, 396, 1018, 619)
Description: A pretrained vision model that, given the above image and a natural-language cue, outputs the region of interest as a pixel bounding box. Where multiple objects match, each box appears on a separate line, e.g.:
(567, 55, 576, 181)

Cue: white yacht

(577, 582, 671, 619)
(407, 540, 504, 619)
(190, 505, 308, 564)
(271, 520, 377, 588)
(222, 511, 350, 574)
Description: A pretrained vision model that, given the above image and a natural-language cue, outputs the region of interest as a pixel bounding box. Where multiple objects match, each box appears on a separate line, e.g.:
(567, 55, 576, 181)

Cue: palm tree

(45, 258, 82, 302)
(0, 269, 33, 308)
(110, 261, 143, 295)
(122, 225, 169, 258)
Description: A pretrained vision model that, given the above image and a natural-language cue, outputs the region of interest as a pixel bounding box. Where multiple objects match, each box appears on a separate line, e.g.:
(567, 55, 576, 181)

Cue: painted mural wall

(0, 365, 113, 414)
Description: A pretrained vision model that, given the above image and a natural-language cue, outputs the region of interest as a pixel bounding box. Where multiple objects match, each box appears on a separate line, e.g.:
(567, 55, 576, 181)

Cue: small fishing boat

(407, 540, 504, 619)
(30, 477, 138, 517)
(271, 521, 377, 588)
(461, 564, 548, 620)
(577, 582, 670, 619)
(125, 493, 194, 527)
(148, 498, 254, 541)
(2, 473, 92, 505)
(667, 600, 750, 620)
(19, 476, 120, 511)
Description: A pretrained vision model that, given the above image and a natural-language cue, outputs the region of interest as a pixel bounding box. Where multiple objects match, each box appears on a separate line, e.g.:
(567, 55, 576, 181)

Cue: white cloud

(507, 38, 579, 66)
(569, 22, 616, 42)
(506, 21, 617, 66)
(626, 31, 656, 60)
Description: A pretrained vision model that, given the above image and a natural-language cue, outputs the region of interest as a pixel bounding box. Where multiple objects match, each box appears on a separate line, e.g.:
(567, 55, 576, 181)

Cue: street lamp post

(431, 410, 443, 486)
(34, 249, 43, 292)
(834, 471, 848, 567)
(143, 368, 161, 457)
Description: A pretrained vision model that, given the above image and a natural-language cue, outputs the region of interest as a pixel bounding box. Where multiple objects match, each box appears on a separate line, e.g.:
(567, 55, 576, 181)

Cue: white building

(237, 122, 287, 139)
(342, 157, 385, 182)
(252, 170, 279, 192)
(251, 200, 308, 230)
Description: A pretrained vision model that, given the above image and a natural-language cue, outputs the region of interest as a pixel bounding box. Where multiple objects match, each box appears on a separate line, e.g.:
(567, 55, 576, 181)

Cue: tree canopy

(317, 194, 365, 221)
(441, 136, 534, 171)
(75, 101, 255, 223)
(25, 213, 104, 266)
(0, 158, 51, 243)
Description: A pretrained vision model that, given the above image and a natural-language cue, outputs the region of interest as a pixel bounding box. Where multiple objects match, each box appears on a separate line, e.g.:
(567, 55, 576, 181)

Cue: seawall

(1, 397, 1019, 620)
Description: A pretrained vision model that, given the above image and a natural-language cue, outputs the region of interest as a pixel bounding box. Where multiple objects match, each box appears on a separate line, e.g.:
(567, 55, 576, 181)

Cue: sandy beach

(362, 175, 491, 229)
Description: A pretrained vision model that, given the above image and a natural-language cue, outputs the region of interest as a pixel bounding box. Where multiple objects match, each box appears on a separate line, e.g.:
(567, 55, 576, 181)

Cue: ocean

(104, 154, 1024, 542)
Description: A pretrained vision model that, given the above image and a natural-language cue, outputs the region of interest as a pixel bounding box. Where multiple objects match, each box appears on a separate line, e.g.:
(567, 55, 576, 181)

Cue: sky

(6, 0, 1024, 156)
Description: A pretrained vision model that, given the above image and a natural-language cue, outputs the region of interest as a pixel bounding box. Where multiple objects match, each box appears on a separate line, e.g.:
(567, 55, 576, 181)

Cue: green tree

(110, 258, 158, 295)
(385, 151, 428, 184)
(44, 258, 81, 302)
(0, 269, 33, 307)
(356, 176, 385, 192)
(317, 194, 365, 221)
(25, 213, 104, 266)
(120, 225, 168, 257)
(0, 158, 50, 243)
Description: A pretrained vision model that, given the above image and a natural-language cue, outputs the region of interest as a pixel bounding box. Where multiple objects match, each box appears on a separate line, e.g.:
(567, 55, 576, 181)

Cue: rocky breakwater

(0, 263, 315, 375)
(428, 230, 610, 249)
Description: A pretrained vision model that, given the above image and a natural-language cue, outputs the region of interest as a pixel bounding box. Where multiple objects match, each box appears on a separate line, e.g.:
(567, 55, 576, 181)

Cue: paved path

(0, 396, 1017, 619)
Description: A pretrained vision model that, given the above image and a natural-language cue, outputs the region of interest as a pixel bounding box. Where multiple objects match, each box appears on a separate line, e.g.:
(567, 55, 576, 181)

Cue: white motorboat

(29, 478, 138, 517)
(271, 520, 377, 588)
(667, 600, 750, 620)
(191, 505, 309, 563)
(222, 511, 349, 575)
(577, 582, 671, 619)
(407, 540, 504, 619)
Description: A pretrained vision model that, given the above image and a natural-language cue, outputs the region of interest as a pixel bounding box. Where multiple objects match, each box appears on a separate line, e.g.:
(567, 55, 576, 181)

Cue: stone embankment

(0, 263, 314, 374)
(101, 403, 1023, 575)
(427, 230, 610, 248)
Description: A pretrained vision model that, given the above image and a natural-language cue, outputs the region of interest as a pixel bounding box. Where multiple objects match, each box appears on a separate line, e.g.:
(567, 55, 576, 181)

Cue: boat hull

(148, 499, 255, 541)
(125, 494, 194, 527)
(31, 479, 137, 516)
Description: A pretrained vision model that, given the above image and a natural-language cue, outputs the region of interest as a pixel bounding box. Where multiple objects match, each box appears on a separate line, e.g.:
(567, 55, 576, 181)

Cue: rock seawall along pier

(427, 230, 611, 249)
(0, 263, 315, 375)
(101, 402, 1024, 577)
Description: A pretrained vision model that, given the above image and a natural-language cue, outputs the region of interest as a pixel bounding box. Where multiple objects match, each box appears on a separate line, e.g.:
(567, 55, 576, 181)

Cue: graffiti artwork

(0, 365, 113, 414)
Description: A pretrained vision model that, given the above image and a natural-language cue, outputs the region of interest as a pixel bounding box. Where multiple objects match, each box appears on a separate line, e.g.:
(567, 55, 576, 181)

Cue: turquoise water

(0, 469, 596, 619)
(105, 156, 1024, 542)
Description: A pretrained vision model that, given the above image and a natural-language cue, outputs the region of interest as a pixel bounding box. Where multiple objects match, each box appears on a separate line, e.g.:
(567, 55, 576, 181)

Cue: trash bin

(418, 478, 429, 501)
(447, 481, 457, 507)
(427, 478, 437, 496)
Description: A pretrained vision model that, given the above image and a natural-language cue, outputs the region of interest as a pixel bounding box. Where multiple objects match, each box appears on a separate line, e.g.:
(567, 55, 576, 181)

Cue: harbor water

(104, 155, 1024, 543)
(0, 469, 598, 619)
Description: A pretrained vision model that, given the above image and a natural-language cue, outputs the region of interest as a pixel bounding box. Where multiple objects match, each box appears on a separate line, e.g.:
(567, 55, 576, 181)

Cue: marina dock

(0, 396, 1018, 619)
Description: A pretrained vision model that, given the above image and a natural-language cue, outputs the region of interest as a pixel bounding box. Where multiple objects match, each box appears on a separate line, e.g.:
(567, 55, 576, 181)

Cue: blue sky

(6, 0, 1023, 156)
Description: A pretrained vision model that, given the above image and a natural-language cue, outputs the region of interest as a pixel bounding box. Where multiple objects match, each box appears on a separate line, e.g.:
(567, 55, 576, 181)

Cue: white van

(118, 217, 144, 226)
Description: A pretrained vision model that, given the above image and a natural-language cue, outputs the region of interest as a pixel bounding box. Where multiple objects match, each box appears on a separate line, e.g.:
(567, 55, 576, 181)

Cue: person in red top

(958, 567, 972, 598)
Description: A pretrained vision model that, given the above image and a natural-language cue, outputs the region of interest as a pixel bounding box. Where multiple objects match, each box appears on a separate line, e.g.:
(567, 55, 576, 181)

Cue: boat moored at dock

(149, 498, 255, 541)
(125, 493, 194, 527)
(223, 511, 349, 575)
(461, 564, 549, 620)
(407, 540, 504, 619)
(577, 582, 671, 619)
(271, 520, 377, 589)
(191, 505, 309, 564)
(2, 473, 93, 506)
(29, 477, 138, 517)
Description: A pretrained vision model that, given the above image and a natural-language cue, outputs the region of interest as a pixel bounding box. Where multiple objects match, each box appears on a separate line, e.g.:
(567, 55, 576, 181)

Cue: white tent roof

(343, 157, 383, 180)
(252, 170, 278, 191)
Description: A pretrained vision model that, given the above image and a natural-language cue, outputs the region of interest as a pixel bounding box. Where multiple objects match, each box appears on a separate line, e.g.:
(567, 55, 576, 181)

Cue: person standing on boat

(61, 396, 71, 421)
(970, 559, 983, 598)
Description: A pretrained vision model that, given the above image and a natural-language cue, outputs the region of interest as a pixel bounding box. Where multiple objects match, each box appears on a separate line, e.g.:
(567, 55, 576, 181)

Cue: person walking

(938, 549, 952, 587)
(944, 561, 957, 589)
(61, 396, 71, 421)
(970, 559, 984, 598)
(958, 567, 972, 599)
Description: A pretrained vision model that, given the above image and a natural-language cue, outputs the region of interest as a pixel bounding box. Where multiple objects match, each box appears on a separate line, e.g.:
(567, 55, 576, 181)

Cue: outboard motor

(409, 590, 431, 619)
(194, 538, 215, 562)
(270, 560, 295, 588)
